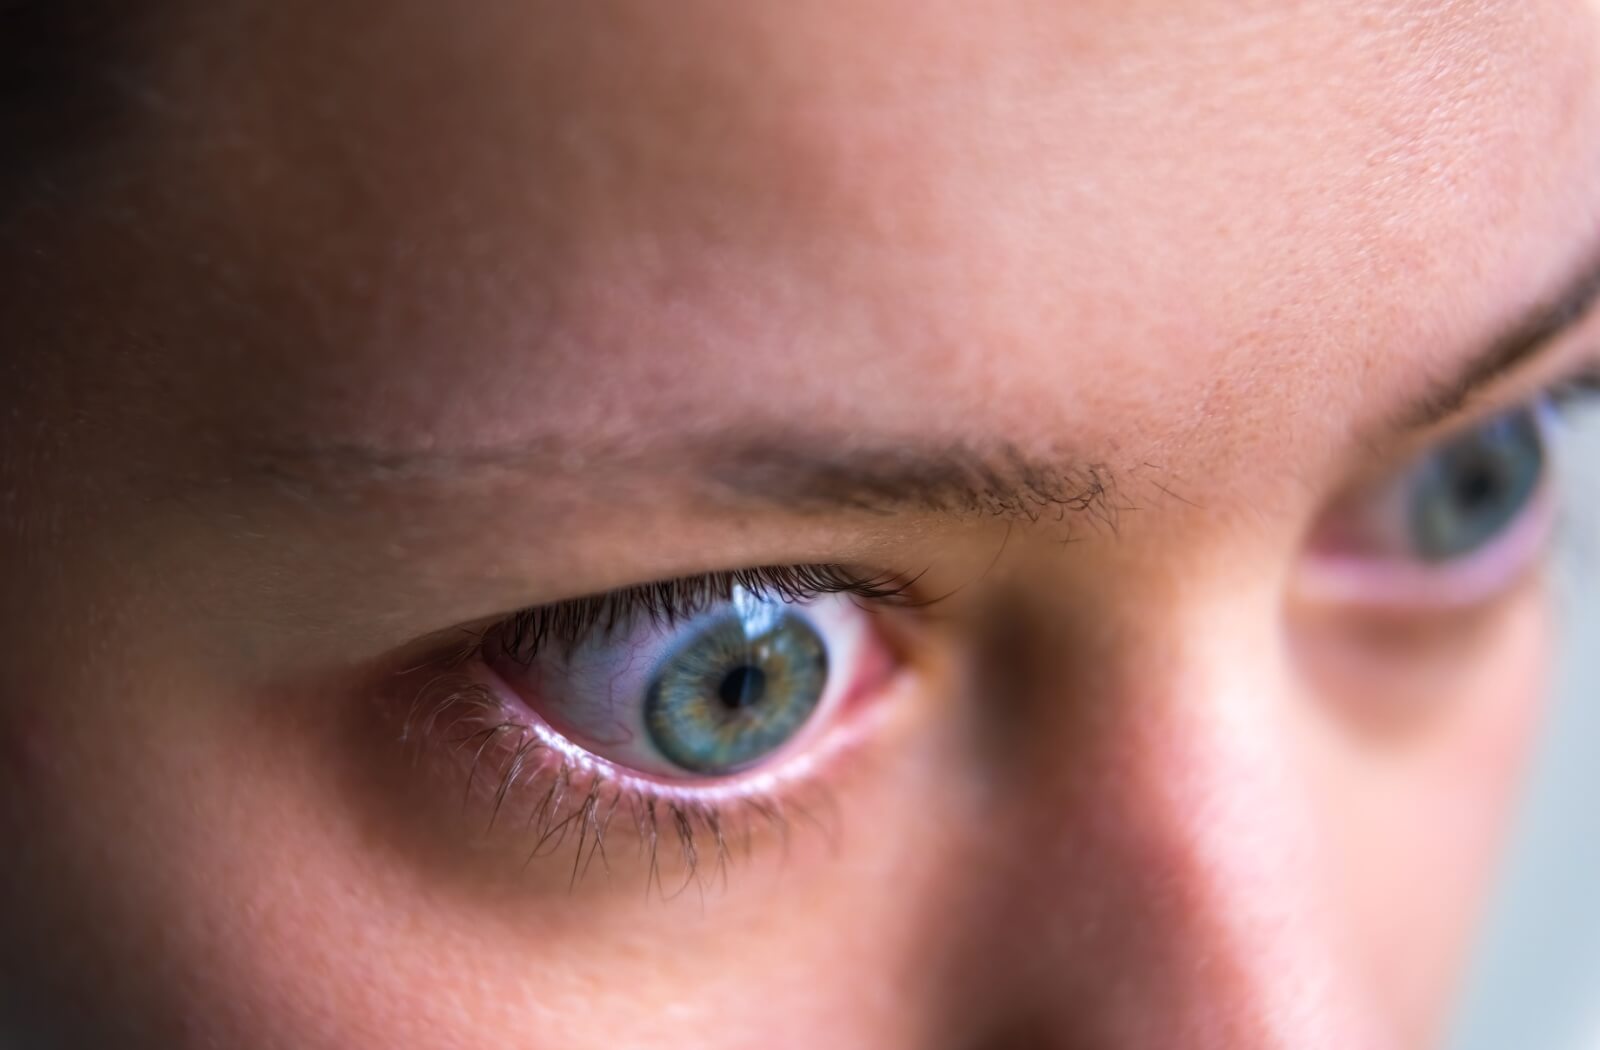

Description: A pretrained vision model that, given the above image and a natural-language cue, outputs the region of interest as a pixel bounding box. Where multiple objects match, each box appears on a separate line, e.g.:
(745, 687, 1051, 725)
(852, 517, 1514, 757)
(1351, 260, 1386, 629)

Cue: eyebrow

(253, 232, 1600, 525)
(700, 439, 1123, 524)
(703, 240, 1600, 518)
(1398, 235, 1600, 431)
(250, 431, 1126, 526)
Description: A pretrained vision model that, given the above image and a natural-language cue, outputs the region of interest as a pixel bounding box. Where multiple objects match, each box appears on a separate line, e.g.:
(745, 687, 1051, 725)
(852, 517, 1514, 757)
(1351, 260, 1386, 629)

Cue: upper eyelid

(488, 564, 917, 665)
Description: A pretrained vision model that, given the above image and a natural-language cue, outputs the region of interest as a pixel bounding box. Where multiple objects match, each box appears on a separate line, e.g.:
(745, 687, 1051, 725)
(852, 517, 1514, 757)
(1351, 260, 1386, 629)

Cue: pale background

(1452, 405, 1600, 1050)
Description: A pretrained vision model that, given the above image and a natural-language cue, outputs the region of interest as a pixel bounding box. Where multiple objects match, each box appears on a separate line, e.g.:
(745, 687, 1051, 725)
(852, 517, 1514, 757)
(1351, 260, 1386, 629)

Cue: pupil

(1452, 456, 1503, 511)
(717, 665, 767, 709)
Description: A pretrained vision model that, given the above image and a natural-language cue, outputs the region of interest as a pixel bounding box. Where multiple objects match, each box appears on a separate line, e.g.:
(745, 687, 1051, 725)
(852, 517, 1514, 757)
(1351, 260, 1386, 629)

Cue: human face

(2, 2, 1599, 1047)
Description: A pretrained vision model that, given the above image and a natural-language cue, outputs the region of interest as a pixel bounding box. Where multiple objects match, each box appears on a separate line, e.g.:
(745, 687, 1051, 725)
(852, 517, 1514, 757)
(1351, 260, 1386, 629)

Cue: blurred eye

(484, 589, 889, 781)
(1407, 409, 1546, 562)
(1300, 402, 1559, 609)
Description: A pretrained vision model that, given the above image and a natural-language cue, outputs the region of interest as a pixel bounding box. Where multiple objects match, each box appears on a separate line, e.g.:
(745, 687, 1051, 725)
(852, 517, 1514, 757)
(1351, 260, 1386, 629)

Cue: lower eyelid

(378, 647, 912, 890)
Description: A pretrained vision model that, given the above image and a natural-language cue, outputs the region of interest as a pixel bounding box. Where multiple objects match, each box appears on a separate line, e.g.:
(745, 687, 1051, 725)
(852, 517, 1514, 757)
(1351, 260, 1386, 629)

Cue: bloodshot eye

(484, 588, 890, 781)
(1299, 402, 1560, 609)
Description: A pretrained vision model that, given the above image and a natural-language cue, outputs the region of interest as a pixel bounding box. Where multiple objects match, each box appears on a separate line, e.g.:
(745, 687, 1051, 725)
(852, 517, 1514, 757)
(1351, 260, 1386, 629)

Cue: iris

(1407, 407, 1546, 562)
(643, 598, 829, 775)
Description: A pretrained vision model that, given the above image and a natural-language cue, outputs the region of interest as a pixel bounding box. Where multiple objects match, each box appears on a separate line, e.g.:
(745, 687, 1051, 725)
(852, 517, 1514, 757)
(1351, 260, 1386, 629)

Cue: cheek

(19, 673, 944, 1050)
(1306, 582, 1552, 1044)
(0, 668, 454, 1049)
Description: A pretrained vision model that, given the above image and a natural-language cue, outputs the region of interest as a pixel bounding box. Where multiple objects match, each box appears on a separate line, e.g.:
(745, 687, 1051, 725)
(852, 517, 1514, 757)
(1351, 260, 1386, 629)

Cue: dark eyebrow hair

(701, 241, 1600, 520)
(249, 233, 1600, 526)
(246, 434, 1127, 528)
(1398, 235, 1600, 431)
(699, 438, 1122, 524)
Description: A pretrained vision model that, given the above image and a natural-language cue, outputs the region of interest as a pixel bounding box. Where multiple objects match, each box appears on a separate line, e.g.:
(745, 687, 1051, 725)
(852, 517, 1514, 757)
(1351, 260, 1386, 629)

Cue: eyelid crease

(490, 563, 918, 666)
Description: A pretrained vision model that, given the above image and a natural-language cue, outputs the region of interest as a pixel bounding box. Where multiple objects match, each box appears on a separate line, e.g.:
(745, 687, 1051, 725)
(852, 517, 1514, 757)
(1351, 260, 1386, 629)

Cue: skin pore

(3, 1, 1600, 1047)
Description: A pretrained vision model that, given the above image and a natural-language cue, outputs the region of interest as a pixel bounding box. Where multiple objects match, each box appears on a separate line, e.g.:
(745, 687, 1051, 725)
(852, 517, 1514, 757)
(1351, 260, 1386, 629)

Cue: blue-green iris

(644, 607, 828, 775)
(1407, 407, 1546, 562)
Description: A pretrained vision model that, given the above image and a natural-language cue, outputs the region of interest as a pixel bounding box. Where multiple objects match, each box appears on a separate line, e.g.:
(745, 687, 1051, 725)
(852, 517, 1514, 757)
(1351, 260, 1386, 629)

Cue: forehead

(105, 2, 1600, 480)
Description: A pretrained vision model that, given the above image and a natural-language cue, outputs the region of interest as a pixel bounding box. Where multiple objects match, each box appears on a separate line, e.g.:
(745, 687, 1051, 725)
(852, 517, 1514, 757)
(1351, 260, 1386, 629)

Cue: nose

(947, 598, 1401, 1050)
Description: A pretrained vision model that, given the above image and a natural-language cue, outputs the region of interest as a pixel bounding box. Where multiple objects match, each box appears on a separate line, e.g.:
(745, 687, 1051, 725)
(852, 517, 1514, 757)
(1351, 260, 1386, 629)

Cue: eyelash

(492, 564, 919, 666)
(401, 564, 918, 894)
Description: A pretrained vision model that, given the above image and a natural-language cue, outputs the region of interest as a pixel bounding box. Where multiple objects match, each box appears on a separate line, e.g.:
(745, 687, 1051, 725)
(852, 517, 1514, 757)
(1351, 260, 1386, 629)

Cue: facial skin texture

(3, 1, 1600, 1047)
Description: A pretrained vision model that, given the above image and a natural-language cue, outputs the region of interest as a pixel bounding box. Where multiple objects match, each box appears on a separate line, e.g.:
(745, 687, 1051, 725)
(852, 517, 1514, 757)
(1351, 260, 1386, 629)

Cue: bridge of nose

(923, 590, 1400, 1050)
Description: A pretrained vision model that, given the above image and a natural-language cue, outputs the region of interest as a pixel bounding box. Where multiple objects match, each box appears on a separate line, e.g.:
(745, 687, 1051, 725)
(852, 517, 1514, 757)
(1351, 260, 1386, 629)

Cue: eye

(1299, 401, 1560, 609)
(1406, 408, 1546, 562)
(483, 588, 891, 781)
(644, 597, 829, 773)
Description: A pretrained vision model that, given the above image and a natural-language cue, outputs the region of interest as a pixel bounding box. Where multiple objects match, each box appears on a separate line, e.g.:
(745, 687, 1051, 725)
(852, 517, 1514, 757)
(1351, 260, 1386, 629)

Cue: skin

(2, 1, 1599, 1046)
